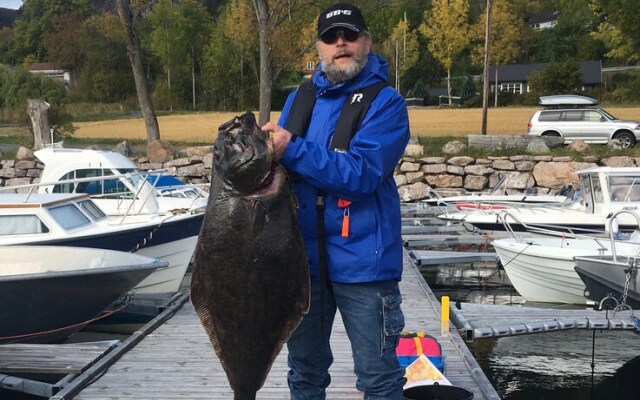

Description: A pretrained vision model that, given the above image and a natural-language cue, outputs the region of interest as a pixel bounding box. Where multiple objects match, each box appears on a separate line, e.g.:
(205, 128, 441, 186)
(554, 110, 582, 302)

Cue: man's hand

(261, 122, 292, 161)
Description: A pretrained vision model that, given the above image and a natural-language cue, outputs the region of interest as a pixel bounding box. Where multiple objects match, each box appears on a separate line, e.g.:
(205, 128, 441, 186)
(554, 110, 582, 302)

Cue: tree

(43, 11, 88, 76)
(381, 13, 419, 95)
(10, 0, 93, 65)
(75, 14, 136, 102)
(147, 0, 185, 111)
(419, 0, 471, 105)
(590, 0, 640, 63)
(471, 0, 523, 106)
(176, 0, 213, 110)
(527, 59, 583, 97)
(117, 0, 160, 143)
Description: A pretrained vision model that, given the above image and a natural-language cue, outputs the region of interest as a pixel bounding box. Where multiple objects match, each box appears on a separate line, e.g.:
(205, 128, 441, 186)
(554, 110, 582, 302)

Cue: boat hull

(574, 256, 640, 309)
(493, 238, 640, 304)
(2, 213, 202, 296)
(0, 246, 165, 344)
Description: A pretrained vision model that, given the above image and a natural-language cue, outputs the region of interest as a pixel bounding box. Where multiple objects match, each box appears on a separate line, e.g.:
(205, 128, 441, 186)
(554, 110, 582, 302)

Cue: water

(421, 262, 640, 400)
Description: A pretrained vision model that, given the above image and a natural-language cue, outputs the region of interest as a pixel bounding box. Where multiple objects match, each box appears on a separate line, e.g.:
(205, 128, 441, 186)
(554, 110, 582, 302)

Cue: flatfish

(191, 112, 310, 400)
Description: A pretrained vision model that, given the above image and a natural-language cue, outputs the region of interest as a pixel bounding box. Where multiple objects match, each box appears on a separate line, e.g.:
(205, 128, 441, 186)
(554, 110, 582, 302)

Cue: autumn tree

(220, 0, 317, 124)
(419, 0, 470, 106)
(590, 0, 640, 63)
(471, 0, 523, 106)
(380, 14, 419, 95)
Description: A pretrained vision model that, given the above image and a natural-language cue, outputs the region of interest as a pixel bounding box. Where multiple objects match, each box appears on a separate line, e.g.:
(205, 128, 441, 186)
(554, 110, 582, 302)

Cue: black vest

(285, 80, 388, 152)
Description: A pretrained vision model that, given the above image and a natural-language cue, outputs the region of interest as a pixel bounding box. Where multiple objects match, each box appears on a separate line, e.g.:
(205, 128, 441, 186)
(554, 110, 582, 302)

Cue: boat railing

(497, 210, 612, 252)
(607, 210, 640, 262)
(0, 168, 206, 219)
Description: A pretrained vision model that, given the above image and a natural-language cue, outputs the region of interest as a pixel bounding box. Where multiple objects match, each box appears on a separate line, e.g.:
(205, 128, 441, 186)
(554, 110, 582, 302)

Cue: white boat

(34, 147, 208, 216)
(0, 193, 202, 297)
(0, 246, 167, 343)
(440, 167, 640, 234)
(492, 211, 640, 304)
(422, 175, 570, 211)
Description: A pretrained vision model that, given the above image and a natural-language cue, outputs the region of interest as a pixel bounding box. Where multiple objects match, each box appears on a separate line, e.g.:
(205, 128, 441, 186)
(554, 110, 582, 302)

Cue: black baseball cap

(317, 3, 367, 38)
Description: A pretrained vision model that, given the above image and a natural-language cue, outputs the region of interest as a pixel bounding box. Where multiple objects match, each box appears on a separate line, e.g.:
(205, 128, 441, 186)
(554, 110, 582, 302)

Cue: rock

(567, 140, 590, 153)
(15, 146, 34, 161)
(464, 175, 488, 191)
(532, 161, 597, 189)
(404, 144, 424, 158)
(526, 139, 550, 154)
(114, 140, 133, 157)
(442, 140, 466, 155)
(601, 157, 636, 167)
(400, 161, 421, 172)
(147, 140, 175, 163)
(447, 156, 474, 167)
(186, 146, 212, 157)
(607, 139, 624, 151)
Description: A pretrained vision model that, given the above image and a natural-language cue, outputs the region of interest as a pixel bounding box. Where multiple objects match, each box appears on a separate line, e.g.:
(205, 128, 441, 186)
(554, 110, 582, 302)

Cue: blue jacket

(278, 53, 410, 283)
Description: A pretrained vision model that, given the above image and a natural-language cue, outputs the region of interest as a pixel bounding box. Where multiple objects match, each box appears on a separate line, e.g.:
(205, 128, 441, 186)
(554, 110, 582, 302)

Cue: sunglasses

(320, 29, 360, 45)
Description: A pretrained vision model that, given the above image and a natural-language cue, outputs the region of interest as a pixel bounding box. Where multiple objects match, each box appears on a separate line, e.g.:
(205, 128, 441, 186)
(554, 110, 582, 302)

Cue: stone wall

(1, 145, 639, 202)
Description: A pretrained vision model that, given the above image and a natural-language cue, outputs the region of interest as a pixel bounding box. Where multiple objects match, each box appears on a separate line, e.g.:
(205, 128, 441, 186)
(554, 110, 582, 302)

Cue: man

(261, 3, 410, 399)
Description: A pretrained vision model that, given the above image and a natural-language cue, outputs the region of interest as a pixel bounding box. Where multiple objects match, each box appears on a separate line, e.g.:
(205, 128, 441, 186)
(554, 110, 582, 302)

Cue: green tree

(419, 0, 471, 105)
(590, 0, 640, 63)
(147, 0, 187, 110)
(176, 0, 213, 110)
(73, 14, 135, 103)
(527, 59, 583, 97)
(10, 0, 94, 65)
(381, 13, 419, 95)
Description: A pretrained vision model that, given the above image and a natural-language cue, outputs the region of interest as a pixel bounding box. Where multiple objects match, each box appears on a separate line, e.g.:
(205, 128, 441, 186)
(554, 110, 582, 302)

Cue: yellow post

(441, 296, 450, 337)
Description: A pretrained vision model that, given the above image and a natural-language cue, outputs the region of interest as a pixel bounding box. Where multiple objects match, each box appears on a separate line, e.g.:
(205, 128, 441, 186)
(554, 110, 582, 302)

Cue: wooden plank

(0, 341, 118, 374)
(68, 250, 500, 399)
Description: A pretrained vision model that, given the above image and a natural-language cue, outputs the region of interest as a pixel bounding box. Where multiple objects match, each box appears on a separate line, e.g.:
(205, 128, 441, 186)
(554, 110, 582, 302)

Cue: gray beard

(322, 55, 367, 83)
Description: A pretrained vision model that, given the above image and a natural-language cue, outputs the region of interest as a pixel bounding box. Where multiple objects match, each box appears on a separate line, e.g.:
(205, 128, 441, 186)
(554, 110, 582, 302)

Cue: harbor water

(422, 261, 640, 400)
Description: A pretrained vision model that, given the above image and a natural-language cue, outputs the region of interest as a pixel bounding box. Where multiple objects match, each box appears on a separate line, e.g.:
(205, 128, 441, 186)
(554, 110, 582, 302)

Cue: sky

(2, 1, 23, 10)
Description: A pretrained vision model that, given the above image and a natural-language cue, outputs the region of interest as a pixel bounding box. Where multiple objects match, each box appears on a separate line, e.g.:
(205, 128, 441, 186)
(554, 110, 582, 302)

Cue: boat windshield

(48, 204, 91, 230)
(609, 176, 640, 202)
(54, 168, 139, 199)
(78, 199, 108, 221)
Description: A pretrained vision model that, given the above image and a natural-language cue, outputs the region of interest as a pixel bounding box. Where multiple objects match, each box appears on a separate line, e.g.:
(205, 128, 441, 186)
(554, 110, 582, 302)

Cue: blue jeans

(287, 280, 406, 399)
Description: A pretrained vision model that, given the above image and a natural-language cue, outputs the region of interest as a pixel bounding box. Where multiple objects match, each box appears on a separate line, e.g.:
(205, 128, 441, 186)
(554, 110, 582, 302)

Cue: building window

(499, 83, 522, 94)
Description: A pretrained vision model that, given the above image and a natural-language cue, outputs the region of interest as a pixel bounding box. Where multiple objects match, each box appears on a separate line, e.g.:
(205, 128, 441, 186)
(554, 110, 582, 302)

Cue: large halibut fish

(191, 112, 310, 400)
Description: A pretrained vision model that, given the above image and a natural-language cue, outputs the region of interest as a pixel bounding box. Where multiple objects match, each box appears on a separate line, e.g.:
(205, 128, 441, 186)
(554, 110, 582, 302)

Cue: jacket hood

(312, 52, 389, 93)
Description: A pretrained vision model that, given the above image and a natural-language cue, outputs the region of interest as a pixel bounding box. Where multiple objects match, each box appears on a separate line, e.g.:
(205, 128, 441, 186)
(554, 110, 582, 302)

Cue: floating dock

(39, 251, 501, 400)
(451, 302, 640, 342)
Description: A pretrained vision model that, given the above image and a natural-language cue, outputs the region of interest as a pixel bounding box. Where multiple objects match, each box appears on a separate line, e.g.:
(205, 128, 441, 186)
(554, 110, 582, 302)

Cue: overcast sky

(3, 1, 23, 10)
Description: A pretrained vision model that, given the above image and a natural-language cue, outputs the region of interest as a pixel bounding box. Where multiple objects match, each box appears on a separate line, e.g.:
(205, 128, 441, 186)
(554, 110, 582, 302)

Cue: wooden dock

(52, 251, 500, 400)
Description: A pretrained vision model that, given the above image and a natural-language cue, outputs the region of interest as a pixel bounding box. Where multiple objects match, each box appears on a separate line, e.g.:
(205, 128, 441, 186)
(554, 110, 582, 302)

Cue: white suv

(527, 95, 640, 148)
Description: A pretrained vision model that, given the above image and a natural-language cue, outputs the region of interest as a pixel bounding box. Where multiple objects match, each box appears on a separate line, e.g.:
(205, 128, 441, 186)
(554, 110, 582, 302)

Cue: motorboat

(574, 255, 640, 309)
(423, 175, 570, 211)
(0, 246, 167, 344)
(0, 192, 202, 297)
(34, 147, 208, 216)
(574, 254, 640, 310)
(492, 210, 640, 305)
(440, 167, 640, 234)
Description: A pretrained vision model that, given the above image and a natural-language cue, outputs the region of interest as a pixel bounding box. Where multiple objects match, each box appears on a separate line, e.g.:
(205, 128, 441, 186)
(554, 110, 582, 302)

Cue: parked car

(527, 95, 640, 148)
